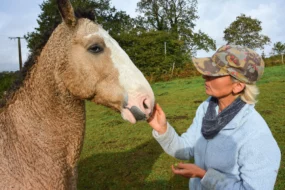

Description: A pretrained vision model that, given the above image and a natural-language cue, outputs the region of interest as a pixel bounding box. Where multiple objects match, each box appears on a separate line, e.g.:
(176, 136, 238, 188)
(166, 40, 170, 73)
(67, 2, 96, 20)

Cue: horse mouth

(127, 106, 147, 120)
(121, 106, 149, 124)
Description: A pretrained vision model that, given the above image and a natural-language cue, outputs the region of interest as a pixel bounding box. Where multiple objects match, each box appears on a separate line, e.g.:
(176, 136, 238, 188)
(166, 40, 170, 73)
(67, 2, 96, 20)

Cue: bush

(264, 55, 284, 67)
(0, 71, 17, 99)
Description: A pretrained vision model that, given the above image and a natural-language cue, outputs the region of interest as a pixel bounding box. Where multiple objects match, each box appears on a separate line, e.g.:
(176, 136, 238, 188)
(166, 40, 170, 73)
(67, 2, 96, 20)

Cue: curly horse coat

(0, 0, 155, 189)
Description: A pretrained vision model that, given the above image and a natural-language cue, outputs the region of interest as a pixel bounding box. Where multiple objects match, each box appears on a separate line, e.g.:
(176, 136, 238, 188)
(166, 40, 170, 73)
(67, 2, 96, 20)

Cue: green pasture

(78, 65, 285, 189)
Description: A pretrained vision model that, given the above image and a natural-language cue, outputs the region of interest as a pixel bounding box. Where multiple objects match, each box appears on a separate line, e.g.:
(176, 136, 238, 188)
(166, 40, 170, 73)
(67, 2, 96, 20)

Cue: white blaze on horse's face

(74, 19, 154, 123)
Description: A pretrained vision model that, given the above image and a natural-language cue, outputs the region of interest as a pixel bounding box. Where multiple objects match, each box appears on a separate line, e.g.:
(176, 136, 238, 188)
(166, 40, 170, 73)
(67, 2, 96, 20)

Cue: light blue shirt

(153, 98, 281, 190)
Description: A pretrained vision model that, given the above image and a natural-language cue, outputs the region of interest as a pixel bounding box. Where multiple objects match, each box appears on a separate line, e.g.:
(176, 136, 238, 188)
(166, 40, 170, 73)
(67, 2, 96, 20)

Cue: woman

(148, 45, 281, 190)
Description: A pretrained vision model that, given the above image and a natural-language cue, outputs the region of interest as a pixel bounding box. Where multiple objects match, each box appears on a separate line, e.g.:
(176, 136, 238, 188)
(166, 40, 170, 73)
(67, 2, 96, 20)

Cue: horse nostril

(143, 100, 149, 109)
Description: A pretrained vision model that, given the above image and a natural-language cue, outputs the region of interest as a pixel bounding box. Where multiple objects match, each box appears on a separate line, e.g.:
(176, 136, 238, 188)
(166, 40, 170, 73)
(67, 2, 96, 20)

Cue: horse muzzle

(121, 95, 154, 124)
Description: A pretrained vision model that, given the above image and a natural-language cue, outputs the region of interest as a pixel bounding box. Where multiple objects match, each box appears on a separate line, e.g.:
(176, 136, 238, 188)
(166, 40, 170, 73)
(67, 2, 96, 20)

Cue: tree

(118, 30, 189, 77)
(223, 14, 270, 50)
(261, 51, 266, 60)
(25, 0, 133, 54)
(25, 0, 213, 79)
(272, 41, 285, 64)
(136, 0, 216, 54)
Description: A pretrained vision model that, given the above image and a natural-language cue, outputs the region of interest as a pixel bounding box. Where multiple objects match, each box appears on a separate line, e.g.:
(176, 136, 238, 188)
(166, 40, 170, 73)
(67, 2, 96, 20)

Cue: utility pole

(9, 37, 25, 70)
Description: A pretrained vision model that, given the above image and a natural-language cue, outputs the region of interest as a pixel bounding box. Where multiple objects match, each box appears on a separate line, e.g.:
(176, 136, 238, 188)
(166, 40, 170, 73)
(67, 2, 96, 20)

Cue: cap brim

(192, 57, 228, 76)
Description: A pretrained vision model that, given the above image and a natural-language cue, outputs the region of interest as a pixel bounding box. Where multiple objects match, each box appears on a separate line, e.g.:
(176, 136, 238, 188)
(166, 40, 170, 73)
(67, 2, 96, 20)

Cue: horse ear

(57, 0, 77, 27)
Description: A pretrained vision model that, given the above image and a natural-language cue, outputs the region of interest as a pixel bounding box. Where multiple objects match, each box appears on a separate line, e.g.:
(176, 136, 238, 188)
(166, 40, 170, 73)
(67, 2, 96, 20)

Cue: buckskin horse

(0, 0, 155, 189)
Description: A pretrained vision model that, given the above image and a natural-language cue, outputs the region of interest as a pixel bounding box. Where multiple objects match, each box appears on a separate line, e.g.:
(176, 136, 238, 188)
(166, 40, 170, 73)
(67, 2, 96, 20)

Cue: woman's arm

(148, 103, 205, 160)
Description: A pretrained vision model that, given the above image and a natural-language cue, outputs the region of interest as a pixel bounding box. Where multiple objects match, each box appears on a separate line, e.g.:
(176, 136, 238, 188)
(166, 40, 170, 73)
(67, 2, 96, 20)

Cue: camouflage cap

(192, 45, 265, 84)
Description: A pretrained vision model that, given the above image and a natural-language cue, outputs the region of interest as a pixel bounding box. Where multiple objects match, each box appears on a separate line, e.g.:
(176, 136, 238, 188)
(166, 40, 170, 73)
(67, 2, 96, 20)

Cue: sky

(0, 0, 284, 72)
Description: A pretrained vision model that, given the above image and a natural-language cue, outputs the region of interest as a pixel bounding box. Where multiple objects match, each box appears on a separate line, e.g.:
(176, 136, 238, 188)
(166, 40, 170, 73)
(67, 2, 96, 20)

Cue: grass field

(78, 65, 285, 189)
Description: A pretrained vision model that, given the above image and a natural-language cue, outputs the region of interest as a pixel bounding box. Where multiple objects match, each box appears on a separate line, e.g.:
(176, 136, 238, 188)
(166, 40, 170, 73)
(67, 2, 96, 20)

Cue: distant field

(78, 65, 285, 189)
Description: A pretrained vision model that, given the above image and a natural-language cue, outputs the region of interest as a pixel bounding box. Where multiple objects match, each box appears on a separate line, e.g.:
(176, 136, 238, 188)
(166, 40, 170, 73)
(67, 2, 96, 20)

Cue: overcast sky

(0, 0, 284, 72)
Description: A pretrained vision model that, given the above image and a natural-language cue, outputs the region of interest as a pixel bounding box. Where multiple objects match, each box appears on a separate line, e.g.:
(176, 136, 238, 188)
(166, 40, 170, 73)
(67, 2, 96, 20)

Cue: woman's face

(202, 75, 235, 99)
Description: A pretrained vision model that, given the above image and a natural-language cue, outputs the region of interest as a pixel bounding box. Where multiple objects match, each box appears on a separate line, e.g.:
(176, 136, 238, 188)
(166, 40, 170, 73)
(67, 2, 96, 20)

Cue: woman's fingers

(171, 165, 188, 177)
(173, 162, 185, 170)
(171, 163, 206, 179)
(156, 104, 164, 114)
(147, 103, 167, 134)
(148, 103, 163, 121)
(155, 104, 166, 118)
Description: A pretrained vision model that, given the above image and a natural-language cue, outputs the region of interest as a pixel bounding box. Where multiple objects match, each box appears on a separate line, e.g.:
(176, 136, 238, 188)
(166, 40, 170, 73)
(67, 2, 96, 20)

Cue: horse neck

(13, 58, 85, 126)
(10, 27, 86, 131)
(5, 29, 86, 169)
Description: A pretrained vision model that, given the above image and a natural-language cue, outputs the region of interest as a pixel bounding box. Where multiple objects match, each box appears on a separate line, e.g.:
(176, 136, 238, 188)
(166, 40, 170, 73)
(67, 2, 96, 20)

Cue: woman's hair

(231, 77, 260, 104)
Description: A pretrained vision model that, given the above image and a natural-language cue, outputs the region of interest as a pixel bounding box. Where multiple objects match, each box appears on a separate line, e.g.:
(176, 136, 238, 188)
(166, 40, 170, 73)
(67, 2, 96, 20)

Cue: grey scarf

(201, 97, 246, 139)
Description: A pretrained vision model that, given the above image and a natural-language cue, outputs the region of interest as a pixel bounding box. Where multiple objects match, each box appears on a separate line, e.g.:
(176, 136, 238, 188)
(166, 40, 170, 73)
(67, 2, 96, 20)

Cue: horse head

(56, 0, 155, 124)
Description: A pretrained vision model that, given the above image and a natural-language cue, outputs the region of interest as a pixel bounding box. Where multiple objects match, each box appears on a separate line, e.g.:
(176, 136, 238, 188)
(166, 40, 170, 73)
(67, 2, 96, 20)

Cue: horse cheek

(59, 63, 98, 99)
(92, 73, 124, 111)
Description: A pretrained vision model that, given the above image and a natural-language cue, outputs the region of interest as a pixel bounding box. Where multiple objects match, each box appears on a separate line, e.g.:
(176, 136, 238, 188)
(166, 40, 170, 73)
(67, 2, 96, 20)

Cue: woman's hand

(147, 104, 167, 135)
(172, 163, 206, 179)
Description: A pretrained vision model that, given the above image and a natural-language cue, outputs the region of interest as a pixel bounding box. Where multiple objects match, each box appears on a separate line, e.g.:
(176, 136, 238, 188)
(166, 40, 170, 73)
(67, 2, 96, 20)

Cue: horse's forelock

(74, 8, 95, 22)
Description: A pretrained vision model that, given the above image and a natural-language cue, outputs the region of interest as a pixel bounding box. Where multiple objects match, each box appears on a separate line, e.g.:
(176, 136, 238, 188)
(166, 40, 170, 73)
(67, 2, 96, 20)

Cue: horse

(0, 0, 155, 189)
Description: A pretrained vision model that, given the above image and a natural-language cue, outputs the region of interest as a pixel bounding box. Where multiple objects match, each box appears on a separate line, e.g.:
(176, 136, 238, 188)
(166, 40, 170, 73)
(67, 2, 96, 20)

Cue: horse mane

(0, 9, 96, 109)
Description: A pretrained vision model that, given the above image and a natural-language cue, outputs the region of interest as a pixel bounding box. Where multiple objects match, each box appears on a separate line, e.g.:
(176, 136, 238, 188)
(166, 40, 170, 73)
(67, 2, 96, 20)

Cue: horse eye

(88, 44, 104, 54)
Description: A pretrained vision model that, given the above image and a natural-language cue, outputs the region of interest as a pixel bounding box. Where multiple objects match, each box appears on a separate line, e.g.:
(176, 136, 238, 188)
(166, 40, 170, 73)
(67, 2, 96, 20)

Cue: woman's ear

(233, 82, 246, 94)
